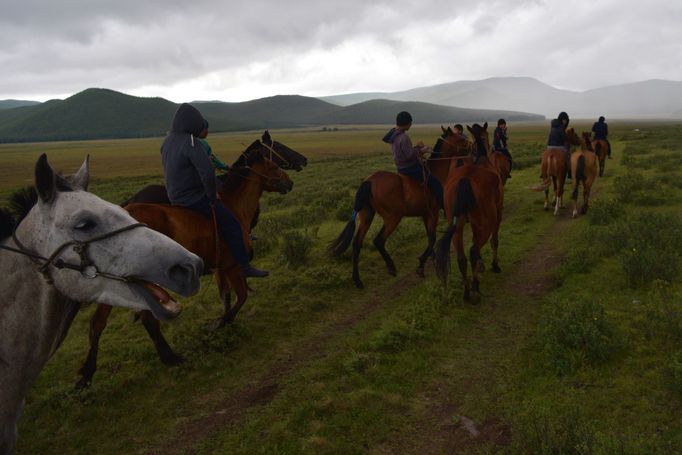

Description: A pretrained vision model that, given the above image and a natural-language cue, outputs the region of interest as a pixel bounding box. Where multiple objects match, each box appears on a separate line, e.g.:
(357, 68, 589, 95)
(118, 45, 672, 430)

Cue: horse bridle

(428, 137, 476, 160)
(1, 221, 147, 285)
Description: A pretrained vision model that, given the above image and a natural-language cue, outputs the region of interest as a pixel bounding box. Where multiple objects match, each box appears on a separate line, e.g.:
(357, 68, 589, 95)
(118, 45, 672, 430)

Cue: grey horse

(0, 154, 203, 454)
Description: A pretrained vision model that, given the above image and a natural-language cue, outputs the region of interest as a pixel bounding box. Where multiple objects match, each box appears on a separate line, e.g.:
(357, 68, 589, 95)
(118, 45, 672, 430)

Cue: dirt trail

(153, 264, 424, 454)
(377, 204, 589, 454)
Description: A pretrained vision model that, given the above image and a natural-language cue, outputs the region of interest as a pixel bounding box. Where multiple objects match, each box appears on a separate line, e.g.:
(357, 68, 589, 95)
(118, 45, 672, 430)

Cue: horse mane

(0, 207, 15, 241)
(470, 123, 488, 157)
(217, 146, 266, 193)
(0, 171, 76, 240)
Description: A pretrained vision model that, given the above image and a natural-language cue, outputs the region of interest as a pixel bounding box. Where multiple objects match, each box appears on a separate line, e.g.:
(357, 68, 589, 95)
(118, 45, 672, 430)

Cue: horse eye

(74, 219, 96, 231)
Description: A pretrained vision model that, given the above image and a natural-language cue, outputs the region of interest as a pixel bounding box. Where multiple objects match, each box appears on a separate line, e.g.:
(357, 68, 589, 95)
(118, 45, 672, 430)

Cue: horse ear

(35, 153, 57, 203)
(441, 125, 447, 133)
(483, 122, 488, 130)
(466, 125, 474, 134)
(447, 126, 453, 133)
(262, 130, 271, 144)
(70, 155, 90, 190)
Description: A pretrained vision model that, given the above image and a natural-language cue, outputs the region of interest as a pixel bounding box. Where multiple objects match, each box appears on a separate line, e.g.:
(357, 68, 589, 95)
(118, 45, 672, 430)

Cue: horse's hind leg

(491, 228, 501, 273)
(352, 209, 375, 289)
(454, 226, 470, 301)
(417, 213, 438, 277)
(140, 310, 183, 365)
(373, 216, 401, 277)
(76, 304, 113, 389)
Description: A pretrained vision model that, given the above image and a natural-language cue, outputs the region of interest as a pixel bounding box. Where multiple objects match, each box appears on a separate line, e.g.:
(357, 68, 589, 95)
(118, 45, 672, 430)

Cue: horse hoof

(388, 267, 397, 277)
(208, 317, 228, 331)
(161, 352, 185, 367)
(354, 280, 364, 289)
(416, 267, 425, 278)
(492, 263, 501, 273)
(74, 377, 91, 390)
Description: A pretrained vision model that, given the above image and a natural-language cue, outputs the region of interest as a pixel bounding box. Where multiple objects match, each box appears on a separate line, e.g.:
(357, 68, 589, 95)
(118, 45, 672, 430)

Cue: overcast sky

(2, 0, 681, 102)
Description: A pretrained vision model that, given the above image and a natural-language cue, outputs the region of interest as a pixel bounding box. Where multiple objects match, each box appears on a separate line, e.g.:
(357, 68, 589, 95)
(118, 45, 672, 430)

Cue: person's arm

(187, 142, 218, 202)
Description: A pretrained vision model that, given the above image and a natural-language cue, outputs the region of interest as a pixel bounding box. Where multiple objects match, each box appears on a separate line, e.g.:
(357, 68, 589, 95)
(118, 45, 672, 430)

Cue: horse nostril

(168, 260, 202, 292)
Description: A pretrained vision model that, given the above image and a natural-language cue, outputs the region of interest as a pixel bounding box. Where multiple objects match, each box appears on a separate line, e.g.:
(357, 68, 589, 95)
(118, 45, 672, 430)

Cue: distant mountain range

(0, 88, 542, 143)
(0, 100, 41, 110)
(320, 77, 682, 118)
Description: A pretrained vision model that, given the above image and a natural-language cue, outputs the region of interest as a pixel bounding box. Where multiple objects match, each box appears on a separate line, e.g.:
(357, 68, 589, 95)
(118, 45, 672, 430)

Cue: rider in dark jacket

(546, 112, 571, 178)
(161, 103, 268, 278)
(592, 116, 611, 157)
(492, 118, 512, 177)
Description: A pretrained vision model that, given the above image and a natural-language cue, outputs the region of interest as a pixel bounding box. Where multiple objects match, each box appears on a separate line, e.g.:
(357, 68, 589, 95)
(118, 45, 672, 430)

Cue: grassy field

(3, 121, 682, 454)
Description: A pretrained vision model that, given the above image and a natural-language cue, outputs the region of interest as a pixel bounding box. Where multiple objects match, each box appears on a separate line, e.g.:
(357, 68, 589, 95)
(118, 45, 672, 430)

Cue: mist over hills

(321, 77, 682, 118)
(0, 88, 542, 143)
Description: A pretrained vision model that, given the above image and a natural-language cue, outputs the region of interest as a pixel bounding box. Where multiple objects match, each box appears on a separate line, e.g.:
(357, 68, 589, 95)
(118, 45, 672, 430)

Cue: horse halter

(259, 140, 291, 168)
(1, 221, 147, 285)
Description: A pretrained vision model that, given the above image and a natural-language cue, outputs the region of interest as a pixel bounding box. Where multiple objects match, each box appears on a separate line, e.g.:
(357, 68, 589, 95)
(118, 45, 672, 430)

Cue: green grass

(4, 121, 682, 454)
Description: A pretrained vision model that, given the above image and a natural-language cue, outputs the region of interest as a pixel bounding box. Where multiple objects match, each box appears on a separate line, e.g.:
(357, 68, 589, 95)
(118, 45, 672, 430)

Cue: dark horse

(328, 129, 473, 288)
(434, 124, 504, 302)
(76, 150, 293, 389)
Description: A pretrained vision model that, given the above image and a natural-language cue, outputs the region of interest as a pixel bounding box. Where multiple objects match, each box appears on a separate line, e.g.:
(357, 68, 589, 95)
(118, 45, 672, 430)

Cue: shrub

(588, 198, 623, 226)
(539, 299, 624, 375)
(279, 229, 315, 268)
(512, 404, 596, 454)
(668, 351, 682, 395)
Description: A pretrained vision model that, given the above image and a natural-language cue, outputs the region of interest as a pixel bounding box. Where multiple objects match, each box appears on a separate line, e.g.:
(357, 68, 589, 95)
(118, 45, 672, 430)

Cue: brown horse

(76, 152, 292, 388)
(328, 129, 473, 288)
(434, 123, 504, 302)
(540, 128, 581, 215)
(570, 132, 599, 218)
(592, 139, 609, 177)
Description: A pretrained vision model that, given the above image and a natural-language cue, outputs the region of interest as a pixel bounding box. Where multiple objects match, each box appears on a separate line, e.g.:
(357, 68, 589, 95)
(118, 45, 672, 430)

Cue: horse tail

(328, 181, 372, 257)
(434, 178, 475, 284)
(572, 155, 586, 199)
(434, 223, 457, 284)
(453, 178, 476, 216)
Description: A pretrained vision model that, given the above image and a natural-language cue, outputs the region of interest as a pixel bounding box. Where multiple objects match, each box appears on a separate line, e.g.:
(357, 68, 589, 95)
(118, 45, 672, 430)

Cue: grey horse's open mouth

(129, 280, 182, 320)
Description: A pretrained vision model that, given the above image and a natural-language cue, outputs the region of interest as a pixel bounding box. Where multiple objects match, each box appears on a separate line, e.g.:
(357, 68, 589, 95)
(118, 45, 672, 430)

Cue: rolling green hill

(0, 88, 543, 143)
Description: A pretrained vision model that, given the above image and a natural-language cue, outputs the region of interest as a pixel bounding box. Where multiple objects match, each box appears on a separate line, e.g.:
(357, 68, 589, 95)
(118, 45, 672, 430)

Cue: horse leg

(455, 225, 470, 301)
(76, 304, 113, 389)
(417, 213, 438, 277)
(544, 186, 550, 210)
(491, 228, 501, 273)
(469, 243, 483, 304)
(214, 266, 231, 313)
(373, 216, 401, 277)
(352, 209, 375, 289)
(582, 179, 594, 214)
(599, 156, 605, 177)
(139, 310, 183, 365)
(571, 176, 579, 218)
(223, 267, 248, 324)
(554, 176, 565, 216)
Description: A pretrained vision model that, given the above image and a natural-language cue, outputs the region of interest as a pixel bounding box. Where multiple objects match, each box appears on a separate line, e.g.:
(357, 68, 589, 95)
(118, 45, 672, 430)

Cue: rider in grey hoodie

(161, 103, 268, 278)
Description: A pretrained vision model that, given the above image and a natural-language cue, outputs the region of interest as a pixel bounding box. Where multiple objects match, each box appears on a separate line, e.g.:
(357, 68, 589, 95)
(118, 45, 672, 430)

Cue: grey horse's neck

(0, 240, 82, 454)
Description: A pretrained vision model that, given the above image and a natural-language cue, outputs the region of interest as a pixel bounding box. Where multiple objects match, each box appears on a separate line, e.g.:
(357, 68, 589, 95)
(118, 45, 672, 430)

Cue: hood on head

(171, 103, 206, 136)
(381, 128, 403, 144)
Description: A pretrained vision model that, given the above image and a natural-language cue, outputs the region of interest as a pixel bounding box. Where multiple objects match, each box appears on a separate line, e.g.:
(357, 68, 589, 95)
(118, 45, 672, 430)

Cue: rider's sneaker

(240, 264, 269, 278)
